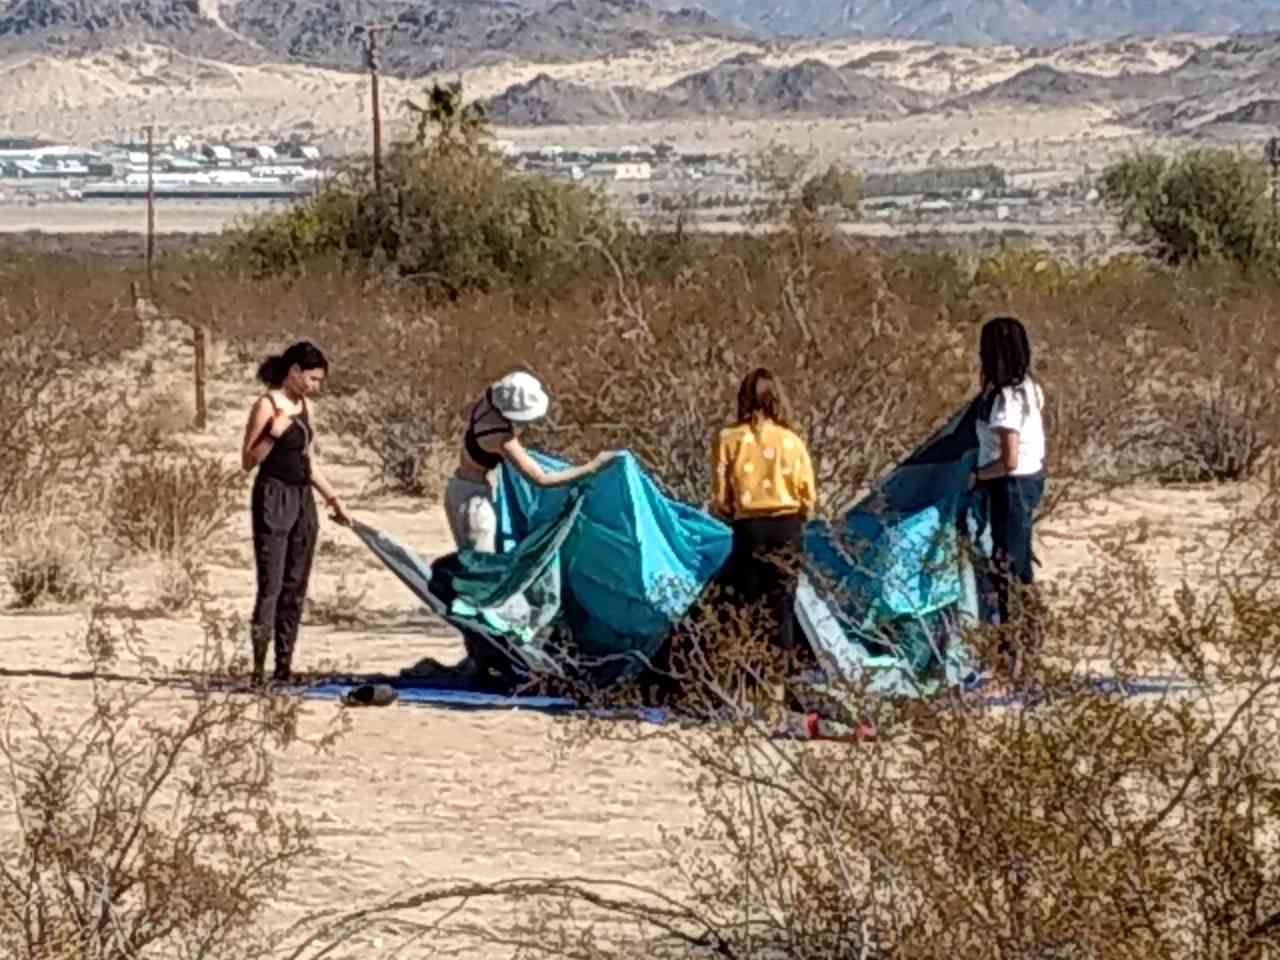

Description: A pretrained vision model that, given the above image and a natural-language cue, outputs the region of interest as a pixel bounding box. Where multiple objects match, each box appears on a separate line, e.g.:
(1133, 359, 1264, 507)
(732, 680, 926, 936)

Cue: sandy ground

(0, 316, 1259, 954)
(0, 199, 280, 234)
(0, 200, 1121, 245)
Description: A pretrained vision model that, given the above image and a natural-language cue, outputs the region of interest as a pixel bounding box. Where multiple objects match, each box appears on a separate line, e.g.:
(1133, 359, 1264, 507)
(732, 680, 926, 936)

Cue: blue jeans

(978, 474, 1044, 662)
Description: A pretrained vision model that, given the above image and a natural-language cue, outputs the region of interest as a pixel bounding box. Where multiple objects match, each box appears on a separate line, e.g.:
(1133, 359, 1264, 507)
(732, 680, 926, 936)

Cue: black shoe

(342, 683, 399, 707)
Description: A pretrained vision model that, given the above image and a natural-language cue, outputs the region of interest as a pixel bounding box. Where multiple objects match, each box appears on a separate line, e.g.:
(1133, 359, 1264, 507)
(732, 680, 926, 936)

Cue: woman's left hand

(327, 497, 353, 527)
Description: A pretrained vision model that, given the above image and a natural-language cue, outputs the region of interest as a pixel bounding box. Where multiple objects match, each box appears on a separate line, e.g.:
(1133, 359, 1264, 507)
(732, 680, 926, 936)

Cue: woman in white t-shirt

(968, 316, 1046, 680)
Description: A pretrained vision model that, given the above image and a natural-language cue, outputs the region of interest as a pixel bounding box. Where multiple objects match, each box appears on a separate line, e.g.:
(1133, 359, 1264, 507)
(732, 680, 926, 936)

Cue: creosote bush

(0, 608, 347, 960)
(108, 449, 244, 556)
(4, 518, 92, 609)
(1101, 147, 1276, 269)
(0, 262, 139, 517)
(230, 82, 619, 302)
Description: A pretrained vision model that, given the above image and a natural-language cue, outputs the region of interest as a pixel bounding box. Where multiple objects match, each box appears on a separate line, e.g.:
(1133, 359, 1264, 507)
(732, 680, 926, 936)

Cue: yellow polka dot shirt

(711, 419, 817, 520)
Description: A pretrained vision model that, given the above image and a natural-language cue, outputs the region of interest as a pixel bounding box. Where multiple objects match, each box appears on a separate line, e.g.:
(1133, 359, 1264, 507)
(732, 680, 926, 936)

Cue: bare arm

(241, 398, 274, 472)
(304, 401, 352, 525)
(975, 429, 1019, 481)
(500, 435, 615, 488)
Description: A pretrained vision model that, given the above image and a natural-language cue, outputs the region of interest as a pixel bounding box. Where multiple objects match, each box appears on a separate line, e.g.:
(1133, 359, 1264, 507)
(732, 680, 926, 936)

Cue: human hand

(327, 497, 353, 527)
(591, 450, 624, 471)
(966, 470, 978, 492)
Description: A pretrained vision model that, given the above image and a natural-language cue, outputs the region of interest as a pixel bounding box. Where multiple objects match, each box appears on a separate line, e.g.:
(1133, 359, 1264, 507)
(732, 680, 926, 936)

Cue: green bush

(229, 82, 620, 301)
(801, 162, 863, 215)
(1100, 148, 1275, 268)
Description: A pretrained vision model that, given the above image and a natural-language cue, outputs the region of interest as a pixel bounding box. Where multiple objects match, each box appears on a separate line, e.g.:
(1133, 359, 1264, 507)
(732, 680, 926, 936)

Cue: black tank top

(258, 396, 312, 486)
(464, 390, 512, 471)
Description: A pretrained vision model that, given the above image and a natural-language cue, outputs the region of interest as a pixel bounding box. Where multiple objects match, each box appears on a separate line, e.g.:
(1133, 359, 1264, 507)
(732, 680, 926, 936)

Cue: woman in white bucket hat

(442, 370, 619, 680)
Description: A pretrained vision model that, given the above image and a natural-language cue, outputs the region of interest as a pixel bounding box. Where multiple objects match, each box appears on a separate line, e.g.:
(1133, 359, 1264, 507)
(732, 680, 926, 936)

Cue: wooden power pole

(363, 26, 389, 196)
(1267, 136, 1280, 249)
(146, 124, 156, 293)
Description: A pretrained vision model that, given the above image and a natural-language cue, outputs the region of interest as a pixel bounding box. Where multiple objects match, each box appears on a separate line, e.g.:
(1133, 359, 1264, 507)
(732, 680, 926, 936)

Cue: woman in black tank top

(240, 341, 352, 686)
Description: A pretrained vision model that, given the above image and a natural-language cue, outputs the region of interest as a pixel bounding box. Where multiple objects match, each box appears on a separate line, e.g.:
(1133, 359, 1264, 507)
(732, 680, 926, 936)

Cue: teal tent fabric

(353, 410, 989, 697)
(491, 451, 732, 682)
(796, 398, 988, 697)
(355, 452, 731, 685)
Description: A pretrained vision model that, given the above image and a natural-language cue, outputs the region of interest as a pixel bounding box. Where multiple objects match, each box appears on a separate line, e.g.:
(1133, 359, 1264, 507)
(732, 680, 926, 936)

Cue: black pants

(981, 473, 1045, 668)
(251, 476, 318, 682)
(724, 514, 805, 654)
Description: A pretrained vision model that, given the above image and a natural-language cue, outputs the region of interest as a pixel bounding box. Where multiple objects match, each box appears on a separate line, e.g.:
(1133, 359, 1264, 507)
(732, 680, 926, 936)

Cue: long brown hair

(736, 367, 789, 431)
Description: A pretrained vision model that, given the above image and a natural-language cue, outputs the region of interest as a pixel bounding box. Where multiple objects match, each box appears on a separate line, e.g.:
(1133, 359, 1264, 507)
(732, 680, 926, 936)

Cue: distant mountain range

(0, 0, 752, 72)
(6, 0, 1280, 142)
(484, 53, 935, 124)
(482, 33, 1280, 136)
(670, 0, 1280, 45)
(10, 0, 1280, 69)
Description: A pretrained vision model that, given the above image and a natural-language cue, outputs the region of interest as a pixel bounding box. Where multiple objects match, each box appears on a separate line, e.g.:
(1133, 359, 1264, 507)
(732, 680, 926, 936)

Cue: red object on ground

(805, 712, 821, 738)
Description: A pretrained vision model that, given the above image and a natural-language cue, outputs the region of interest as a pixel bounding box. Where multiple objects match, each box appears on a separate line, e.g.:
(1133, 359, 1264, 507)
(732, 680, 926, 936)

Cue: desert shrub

(304, 573, 372, 628)
(539, 224, 967, 515)
(108, 449, 244, 556)
(1101, 148, 1275, 268)
(0, 608, 345, 959)
(4, 518, 92, 609)
(294, 484, 1280, 960)
(228, 82, 620, 302)
(0, 270, 138, 515)
(800, 161, 863, 215)
(154, 552, 210, 614)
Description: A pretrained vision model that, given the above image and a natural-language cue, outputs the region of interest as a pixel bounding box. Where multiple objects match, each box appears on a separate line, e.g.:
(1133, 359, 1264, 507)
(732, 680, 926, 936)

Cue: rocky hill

(944, 63, 1176, 109)
(1124, 33, 1280, 132)
(0, 0, 267, 61)
(673, 0, 1280, 44)
(0, 0, 753, 73)
(482, 72, 671, 124)
(483, 52, 936, 124)
(663, 53, 933, 117)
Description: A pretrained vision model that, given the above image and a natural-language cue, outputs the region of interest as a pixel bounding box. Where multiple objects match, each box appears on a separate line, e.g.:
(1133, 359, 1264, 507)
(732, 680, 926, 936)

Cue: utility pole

(363, 25, 390, 196)
(146, 123, 155, 294)
(1267, 136, 1280, 248)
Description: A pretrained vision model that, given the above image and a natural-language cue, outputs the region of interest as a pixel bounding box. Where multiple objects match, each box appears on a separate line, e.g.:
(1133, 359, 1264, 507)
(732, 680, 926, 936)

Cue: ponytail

(736, 367, 789, 432)
(257, 354, 287, 387)
(257, 341, 329, 389)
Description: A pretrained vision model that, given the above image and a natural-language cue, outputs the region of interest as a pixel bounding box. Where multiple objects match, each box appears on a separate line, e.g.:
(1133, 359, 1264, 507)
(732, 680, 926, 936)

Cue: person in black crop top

(448, 371, 621, 550)
(441, 370, 621, 682)
(241, 341, 351, 686)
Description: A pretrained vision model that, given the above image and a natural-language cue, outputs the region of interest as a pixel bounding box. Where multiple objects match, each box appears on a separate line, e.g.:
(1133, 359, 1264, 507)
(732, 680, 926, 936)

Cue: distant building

(588, 161, 652, 182)
(202, 145, 234, 164)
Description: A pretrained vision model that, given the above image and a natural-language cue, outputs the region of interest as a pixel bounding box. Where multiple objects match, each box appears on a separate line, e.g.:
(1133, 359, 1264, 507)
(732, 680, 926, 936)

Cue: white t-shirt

(977, 379, 1045, 477)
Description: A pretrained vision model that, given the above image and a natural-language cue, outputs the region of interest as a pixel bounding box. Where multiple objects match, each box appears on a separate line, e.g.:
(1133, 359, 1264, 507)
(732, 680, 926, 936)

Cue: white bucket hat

(489, 371, 549, 422)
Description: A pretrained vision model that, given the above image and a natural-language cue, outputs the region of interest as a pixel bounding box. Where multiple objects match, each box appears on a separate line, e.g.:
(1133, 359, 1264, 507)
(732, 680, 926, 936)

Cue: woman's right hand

(591, 450, 624, 471)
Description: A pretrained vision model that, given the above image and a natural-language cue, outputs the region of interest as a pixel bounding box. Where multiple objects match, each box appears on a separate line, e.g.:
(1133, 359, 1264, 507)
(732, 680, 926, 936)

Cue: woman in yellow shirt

(711, 367, 817, 654)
